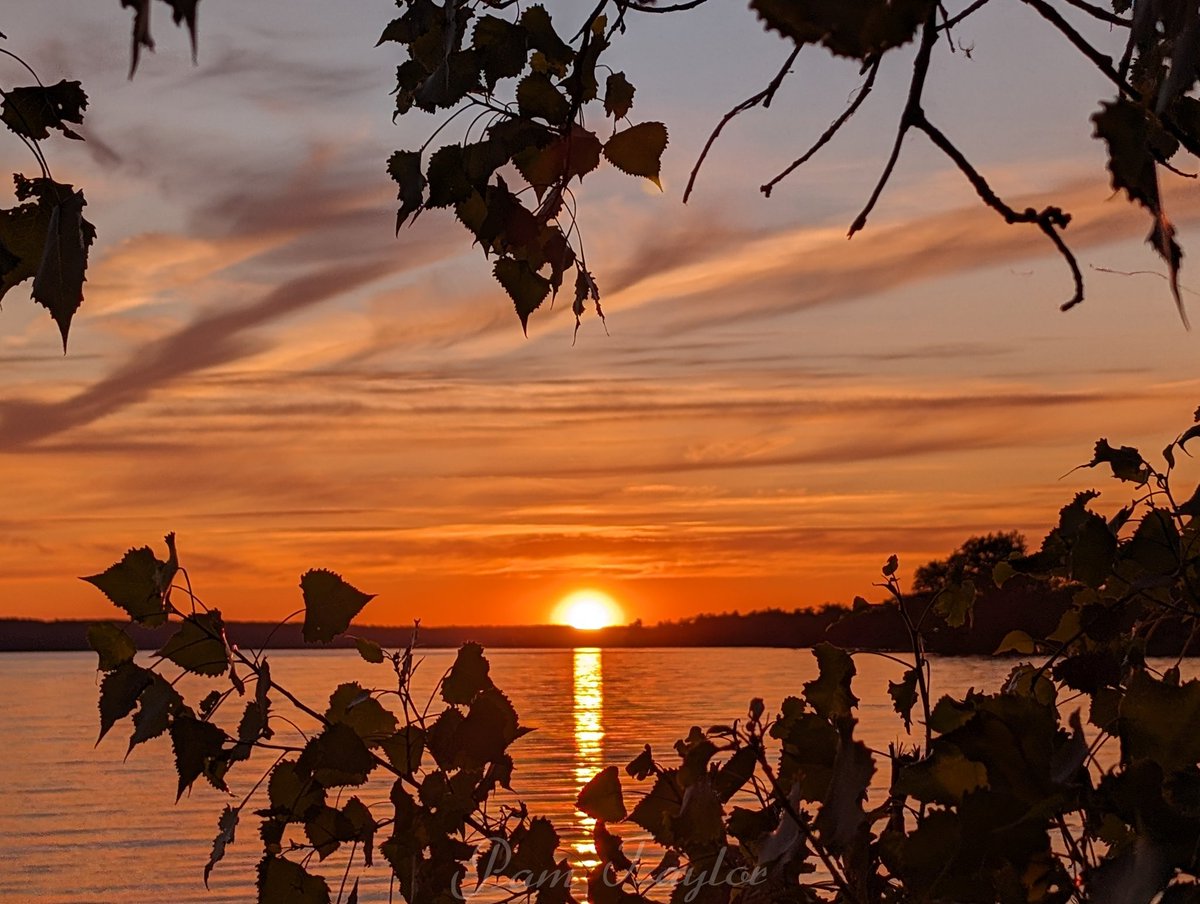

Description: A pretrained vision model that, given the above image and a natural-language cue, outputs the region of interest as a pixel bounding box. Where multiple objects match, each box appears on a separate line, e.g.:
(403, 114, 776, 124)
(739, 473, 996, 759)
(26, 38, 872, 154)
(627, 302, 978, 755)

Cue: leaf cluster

(381, 2, 669, 334)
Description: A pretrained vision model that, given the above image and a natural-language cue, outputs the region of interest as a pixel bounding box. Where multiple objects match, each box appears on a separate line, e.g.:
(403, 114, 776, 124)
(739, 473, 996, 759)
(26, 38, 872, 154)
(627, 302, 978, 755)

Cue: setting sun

(551, 590, 626, 630)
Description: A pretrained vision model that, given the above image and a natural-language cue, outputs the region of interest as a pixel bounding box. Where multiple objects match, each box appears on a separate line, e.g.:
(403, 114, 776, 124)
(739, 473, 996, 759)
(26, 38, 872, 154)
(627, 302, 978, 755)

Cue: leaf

(992, 560, 1016, 588)
(204, 805, 238, 887)
(304, 805, 356, 861)
(516, 71, 571, 125)
(802, 643, 858, 721)
(325, 682, 397, 746)
(895, 746, 988, 805)
(472, 16, 528, 90)
(751, 0, 935, 59)
(1071, 514, 1117, 588)
(157, 610, 229, 676)
(380, 726, 425, 775)
(577, 765, 627, 822)
(97, 660, 153, 742)
(128, 673, 183, 753)
(388, 150, 425, 231)
(494, 257, 551, 333)
(355, 637, 385, 663)
(882, 554, 899, 576)
(994, 629, 1036, 655)
(457, 685, 527, 767)
(30, 186, 94, 349)
(442, 641, 493, 704)
(1081, 438, 1151, 485)
(86, 623, 136, 671)
(514, 126, 603, 195)
(267, 759, 325, 821)
(81, 544, 168, 626)
(297, 722, 375, 787)
(256, 855, 331, 904)
(888, 668, 920, 732)
(1118, 671, 1200, 771)
(1, 81, 88, 140)
(627, 744, 655, 780)
(603, 122, 668, 188)
(628, 771, 682, 844)
(604, 72, 635, 119)
(815, 737, 875, 852)
(933, 580, 976, 629)
(170, 713, 229, 799)
(299, 569, 374, 644)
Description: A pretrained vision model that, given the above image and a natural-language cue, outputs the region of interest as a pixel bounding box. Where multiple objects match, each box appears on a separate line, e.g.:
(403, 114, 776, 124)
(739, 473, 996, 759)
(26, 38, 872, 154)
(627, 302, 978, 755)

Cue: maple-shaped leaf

(97, 660, 154, 743)
(1, 81, 88, 140)
(299, 569, 374, 644)
(603, 122, 668, 188)
(577, 765, 627, 822)
(86, 623, 137, 671)
(256, 855, 331, 904)
(204, 805, 238, 887)
(157, 610, 229, 676)
(494, 257, 551, 333)
(604, 72, 635, 120)
(82, 545, 169, 626)
(170, 712, 228, 799)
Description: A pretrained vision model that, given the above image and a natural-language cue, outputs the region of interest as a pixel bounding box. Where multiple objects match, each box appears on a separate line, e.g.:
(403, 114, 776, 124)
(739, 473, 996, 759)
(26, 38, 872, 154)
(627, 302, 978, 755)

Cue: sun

(551, 589, 625, 630)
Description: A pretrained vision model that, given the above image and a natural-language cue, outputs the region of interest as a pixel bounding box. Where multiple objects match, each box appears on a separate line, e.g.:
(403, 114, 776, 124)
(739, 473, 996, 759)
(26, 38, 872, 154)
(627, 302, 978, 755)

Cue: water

(0, 648, 1104, 902)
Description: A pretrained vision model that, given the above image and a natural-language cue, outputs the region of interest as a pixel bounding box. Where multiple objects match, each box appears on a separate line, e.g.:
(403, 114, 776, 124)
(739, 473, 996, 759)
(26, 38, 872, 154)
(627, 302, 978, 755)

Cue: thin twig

(761, 57, 880, 199)
(683, 46, 800, 203)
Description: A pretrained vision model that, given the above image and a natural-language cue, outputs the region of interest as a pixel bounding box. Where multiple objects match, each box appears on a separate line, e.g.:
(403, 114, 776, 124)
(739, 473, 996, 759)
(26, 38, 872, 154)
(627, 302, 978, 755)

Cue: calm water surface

(0, 648, 1111, 902)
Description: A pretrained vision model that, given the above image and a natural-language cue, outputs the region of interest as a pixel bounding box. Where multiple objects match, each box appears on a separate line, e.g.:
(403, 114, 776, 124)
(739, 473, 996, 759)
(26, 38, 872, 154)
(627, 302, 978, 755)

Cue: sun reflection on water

(573, 647, 604, 869)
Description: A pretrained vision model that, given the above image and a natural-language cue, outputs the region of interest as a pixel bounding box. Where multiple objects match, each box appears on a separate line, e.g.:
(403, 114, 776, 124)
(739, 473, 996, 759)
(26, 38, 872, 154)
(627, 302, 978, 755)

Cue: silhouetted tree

(913, 530, 1027, 593)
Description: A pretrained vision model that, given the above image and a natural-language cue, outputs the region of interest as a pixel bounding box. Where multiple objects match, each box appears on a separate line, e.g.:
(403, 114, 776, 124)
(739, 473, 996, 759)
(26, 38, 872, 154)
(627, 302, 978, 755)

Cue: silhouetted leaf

(256, 855, 331, 904)
(1083, 438, 1151, 484)
(297, 722, 375, 787)
(305, 805, 357, 861)
(1119, 671, 1200, 771)
(98, 660, 153, 742)
(204, 805, 238, 887)
(170, 713, 228, 799)
(325, 682, 397, 746)
(267, 759, 325, 821)
(895, 746, 988, 805)
(1071, 514, 1117, 588)
(803, 643, 858, 721)
(521, 5, 574, 73)
(87, 623, 136, 671)
(751, 0, 936, 59)
(300, 569, 374, 644)
(627, 744, 655, 780)
(604, 72, 635, 119)
(494, 257, 550, 333)
(82, 544, 168, 626)
(577, 765, 627, 822)
(815, 736, 874, 851)
(458, 685, 527, 766)
(889, 668, 920, 732)
(517, 72, 570, 125)
(128, 673, 183, 753)
(934, 580, 976, 628)
(882, 554, 899, 576)
(714, 746, 757, 802)
(354, 637, 385, 664)
(629, 771, 682, 844)
(473, 16, 528, 89)
(994, 629, 1036, 655)
(514, 125, 602, 195)
(442, 642, 493, 704)
(157, 610, 228, 676)
(603, 122, 667, 188)
(388, 149, 425, 231)
(381, 726, 425, 775)
(1, 81, 87, 140)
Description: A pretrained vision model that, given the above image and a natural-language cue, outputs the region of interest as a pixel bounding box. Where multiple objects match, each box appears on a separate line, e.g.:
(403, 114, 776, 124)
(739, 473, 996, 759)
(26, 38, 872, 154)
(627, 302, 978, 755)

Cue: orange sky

(2, 2, 1200, 627)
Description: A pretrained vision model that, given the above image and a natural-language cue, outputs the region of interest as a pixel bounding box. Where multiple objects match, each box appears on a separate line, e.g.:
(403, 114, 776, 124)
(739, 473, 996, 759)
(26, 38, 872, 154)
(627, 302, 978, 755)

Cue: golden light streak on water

(573, 647, 604, 869)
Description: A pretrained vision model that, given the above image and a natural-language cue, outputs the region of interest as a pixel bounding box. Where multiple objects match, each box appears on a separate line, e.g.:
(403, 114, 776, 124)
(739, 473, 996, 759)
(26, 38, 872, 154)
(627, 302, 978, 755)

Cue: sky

(2, 0, 1199, 628)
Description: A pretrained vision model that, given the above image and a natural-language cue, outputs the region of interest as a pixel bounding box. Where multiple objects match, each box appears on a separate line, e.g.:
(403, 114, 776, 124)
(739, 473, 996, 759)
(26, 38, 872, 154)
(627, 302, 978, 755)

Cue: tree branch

(761, 57, 880, 198)
(683, 46, 801, 203)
